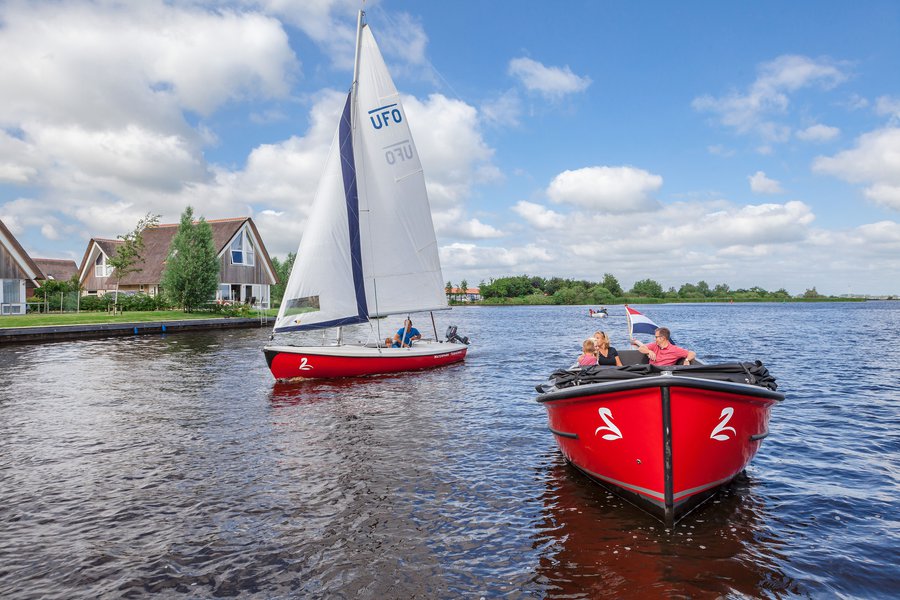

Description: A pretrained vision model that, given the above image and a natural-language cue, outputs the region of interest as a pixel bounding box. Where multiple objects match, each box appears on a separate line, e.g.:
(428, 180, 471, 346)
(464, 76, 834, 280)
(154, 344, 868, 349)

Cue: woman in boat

(631, 327, 695, 365)
(577, 339, 598, 366)
(593, 330, 623, 366)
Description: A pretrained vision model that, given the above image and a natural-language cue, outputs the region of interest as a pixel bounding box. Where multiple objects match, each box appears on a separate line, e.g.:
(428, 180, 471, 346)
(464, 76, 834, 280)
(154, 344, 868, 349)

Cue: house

(0, 219, 43, 315)
(79, 217, 278, 307)
(449, 287, 481, 302)
(33, 258, 79, 284)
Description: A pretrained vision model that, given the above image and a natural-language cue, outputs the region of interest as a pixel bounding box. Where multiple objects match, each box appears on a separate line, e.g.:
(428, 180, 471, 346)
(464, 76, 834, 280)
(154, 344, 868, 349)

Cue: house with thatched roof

(78, 217, 278, 307)
(0, 219, 43, 314)
(33, 258, 79, 283)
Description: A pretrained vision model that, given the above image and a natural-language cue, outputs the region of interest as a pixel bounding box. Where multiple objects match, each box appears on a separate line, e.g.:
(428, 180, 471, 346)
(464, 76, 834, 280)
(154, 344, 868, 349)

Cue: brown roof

(33, 258, 79, 282)
(84, 217, 276, 285)
(0, 218, 43, 281)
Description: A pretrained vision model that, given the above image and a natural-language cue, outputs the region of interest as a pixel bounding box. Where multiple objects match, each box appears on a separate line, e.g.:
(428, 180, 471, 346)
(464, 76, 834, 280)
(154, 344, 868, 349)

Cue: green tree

(678, 282, 702, 298)
(459, 279, 468, 301)
(108, 212, 160, 314)
(802, 287, 821, 299)
(713, 283, 731, 297)
(589, 285, 614, 304)
(271, 252, 296, 306)
(630, 278, 664, 297)
(161, 206, 220, 312)
(445, 280, 453, 301)
(601, 273, 623, 297)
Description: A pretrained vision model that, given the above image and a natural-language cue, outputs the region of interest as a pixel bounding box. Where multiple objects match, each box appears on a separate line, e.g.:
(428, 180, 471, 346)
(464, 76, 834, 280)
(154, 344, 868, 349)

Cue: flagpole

(625, 304, 633, 346)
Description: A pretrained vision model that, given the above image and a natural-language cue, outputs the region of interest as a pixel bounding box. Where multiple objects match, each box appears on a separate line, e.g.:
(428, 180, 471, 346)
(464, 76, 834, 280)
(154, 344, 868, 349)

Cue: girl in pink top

(577, 339, 598, 366)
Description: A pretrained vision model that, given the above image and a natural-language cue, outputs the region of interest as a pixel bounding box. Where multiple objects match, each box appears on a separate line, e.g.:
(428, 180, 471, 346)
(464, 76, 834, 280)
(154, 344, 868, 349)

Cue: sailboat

(264, 10, 469, 380)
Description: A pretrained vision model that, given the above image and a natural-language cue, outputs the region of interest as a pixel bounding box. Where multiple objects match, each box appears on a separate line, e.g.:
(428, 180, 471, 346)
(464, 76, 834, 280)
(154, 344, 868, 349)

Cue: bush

(117, 293, 166, 312)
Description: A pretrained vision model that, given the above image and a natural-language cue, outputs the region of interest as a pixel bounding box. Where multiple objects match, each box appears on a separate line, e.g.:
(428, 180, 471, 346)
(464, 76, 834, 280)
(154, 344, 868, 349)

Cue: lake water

(1, 302, 898, 598)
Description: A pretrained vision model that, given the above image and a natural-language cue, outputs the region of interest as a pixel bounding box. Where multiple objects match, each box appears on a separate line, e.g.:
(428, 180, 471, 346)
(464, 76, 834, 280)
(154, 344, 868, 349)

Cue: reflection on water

(1, 302, 899, 598)
(534, 459, 794, 598)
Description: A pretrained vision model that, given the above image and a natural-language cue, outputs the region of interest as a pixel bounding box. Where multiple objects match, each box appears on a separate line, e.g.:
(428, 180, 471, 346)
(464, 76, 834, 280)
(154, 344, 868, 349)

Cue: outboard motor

(445, 325, 469, 345)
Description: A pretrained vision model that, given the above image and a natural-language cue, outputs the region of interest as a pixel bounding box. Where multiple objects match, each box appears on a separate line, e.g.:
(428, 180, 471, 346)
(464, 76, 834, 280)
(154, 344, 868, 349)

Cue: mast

(351, 10, 365, 126)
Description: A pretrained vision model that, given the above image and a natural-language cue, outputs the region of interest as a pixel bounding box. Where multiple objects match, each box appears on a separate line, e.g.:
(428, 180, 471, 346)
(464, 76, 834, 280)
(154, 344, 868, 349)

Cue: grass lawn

(0, 310, 276, 328)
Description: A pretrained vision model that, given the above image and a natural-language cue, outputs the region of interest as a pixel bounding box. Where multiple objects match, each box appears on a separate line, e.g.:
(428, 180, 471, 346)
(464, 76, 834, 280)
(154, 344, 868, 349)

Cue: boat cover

(536, 361, 778, 394)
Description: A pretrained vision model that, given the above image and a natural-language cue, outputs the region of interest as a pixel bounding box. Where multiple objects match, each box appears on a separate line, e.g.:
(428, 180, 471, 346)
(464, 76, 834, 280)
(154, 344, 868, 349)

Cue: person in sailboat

(396, 318, 422, 348)
(631, 327, 695, 366)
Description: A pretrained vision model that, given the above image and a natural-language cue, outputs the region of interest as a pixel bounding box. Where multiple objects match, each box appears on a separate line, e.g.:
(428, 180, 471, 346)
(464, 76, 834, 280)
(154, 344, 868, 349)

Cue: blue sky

(1, 0, 899, 295)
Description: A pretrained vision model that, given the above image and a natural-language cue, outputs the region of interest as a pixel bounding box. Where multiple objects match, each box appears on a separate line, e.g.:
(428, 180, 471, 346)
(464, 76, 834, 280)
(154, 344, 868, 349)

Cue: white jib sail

(273, 17, 447, 333)
(354, 24, 448, 318)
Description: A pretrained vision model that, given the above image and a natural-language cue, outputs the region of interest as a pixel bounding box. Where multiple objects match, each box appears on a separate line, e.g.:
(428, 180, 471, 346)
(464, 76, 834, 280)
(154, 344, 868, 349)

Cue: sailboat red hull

(538, 373, 783, 525)
(264, 343, 467, 380)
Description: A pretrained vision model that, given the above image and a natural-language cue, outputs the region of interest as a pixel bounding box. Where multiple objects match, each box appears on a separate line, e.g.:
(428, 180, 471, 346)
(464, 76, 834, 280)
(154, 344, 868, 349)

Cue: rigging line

(368, 3, 466, 104)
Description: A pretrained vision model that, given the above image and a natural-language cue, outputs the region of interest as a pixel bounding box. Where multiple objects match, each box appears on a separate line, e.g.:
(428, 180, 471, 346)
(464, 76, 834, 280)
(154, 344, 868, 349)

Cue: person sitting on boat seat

(385, 334, 402, 348)
(631, 327, 695, 366)
(397, 319, 421, 347)
(577, 339, 599, 366)
(593, 330, 623, 366)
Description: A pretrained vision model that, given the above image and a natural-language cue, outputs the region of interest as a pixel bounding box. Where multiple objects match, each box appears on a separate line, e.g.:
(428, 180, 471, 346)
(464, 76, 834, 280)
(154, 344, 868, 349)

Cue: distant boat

(535, 351, 783, 526)
(264, 11, 468, 380)
(589, 307, 608, 318)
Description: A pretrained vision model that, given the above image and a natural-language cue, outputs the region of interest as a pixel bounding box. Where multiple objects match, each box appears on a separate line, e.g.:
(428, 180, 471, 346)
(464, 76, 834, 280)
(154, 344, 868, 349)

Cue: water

(1, 302, 898, 598)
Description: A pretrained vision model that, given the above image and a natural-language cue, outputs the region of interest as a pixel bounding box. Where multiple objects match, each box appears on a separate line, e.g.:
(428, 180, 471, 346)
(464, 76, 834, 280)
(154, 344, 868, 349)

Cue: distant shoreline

(449, 297, 880, 307)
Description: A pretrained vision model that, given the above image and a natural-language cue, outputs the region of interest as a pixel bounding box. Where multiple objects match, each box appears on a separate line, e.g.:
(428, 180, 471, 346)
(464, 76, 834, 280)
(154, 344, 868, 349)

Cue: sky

(1, 0, 899, 296)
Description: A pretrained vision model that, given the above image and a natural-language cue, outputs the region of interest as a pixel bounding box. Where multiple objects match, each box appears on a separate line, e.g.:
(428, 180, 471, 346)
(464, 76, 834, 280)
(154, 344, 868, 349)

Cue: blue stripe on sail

(367, 103, 397, 114)
(338, 91, 369, 321)
(273, 314, 368, 334)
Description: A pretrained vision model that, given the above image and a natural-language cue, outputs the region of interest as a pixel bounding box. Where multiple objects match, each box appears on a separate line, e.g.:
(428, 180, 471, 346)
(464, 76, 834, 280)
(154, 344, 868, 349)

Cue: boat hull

(264, 341, 467, 380)
(538, 375, 782, 526)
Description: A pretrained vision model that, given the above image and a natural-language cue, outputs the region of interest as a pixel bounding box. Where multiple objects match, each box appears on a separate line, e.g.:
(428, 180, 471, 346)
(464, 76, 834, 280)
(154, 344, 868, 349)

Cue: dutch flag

(625, 305, 659, 337)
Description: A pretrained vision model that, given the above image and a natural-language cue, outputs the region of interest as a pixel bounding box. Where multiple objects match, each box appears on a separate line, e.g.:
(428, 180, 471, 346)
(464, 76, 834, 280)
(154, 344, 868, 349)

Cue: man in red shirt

(631, 327, 696, 366)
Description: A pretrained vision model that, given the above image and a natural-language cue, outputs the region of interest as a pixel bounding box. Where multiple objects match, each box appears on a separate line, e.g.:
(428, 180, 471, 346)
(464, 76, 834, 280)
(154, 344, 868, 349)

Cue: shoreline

(0, 317, 270, 345)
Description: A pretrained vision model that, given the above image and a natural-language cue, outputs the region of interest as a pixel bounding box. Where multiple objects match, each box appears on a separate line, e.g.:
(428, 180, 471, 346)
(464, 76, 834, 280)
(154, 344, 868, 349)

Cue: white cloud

(512, 201, 565, 230)
(796, 124, 840, 142)
(402, 93, 498, 235)
(748, 171, 784, 194)
(812, 127, 900, 210)
(481, 90, 523, 128)
(546, 166, 662, 212)
(875, 96, 900, 121)
(439, 196, 838, 295)
(693, 54, 848, 141)
(456, 218, 505, 239)
(440, 242, 553, 270)
(708, 145, 736, 157)
(863, 184, 900, 210)
(508, 57, 591, 99)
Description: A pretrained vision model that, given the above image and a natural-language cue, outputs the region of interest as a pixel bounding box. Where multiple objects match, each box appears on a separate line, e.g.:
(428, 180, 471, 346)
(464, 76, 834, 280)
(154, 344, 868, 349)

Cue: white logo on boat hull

(595, 407, 623, 441)
(710, 407, 736, 441)
(298, 357, 313, 371)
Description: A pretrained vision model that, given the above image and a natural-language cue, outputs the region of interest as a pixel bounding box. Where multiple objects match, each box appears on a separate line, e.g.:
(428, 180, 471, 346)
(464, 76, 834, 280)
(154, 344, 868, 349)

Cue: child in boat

(384, 334, 401, 348)
(577, 339, 598, 366)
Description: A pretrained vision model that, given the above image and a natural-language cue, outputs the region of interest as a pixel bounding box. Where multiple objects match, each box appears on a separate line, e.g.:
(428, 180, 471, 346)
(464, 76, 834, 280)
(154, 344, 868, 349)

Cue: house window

(218, 284, 231, 302)
(230, 230, 255, 266)
(1, 279, 24, 314)
(95, 253, 111, 278)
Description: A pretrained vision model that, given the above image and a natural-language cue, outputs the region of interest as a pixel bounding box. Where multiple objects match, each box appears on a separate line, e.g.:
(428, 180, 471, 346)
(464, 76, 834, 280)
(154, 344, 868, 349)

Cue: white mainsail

(273, 15, 448, 333)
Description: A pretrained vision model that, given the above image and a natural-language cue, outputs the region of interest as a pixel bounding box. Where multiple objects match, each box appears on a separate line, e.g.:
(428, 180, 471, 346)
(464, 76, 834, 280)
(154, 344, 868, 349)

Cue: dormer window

(95, 253, 112, 277)
(230, 230, 255, 266)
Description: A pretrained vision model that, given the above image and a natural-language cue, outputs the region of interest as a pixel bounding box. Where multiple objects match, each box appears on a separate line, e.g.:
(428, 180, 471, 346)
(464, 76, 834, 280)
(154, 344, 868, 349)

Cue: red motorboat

(536, 351, 783, 526)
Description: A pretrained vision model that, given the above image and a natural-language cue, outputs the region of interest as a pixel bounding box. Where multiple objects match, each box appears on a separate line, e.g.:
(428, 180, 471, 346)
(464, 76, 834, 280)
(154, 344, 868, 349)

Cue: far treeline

(448, 274, 866, 305)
